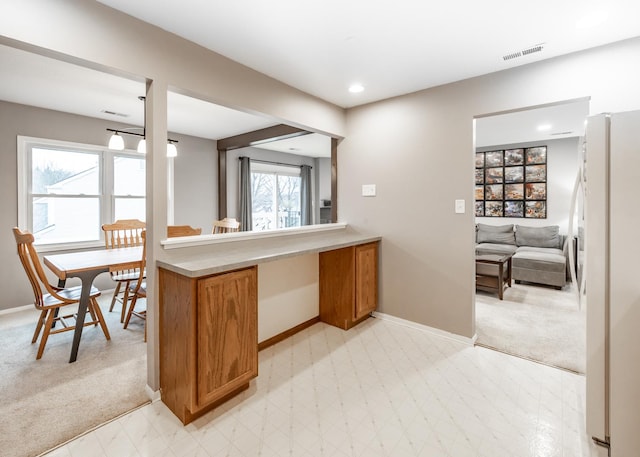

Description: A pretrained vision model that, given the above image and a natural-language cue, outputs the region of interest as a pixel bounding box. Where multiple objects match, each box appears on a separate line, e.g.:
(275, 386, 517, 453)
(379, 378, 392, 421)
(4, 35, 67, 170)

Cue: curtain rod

(239, 157, 311, 169)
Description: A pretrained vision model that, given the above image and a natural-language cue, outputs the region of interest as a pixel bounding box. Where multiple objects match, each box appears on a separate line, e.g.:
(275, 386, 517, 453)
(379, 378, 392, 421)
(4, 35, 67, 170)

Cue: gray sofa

(475, 223, 568, 289)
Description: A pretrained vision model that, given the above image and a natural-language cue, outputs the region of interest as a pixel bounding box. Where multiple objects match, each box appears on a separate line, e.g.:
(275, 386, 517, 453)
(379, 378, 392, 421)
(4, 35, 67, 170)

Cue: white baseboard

(145, 384, 161, 402)
(0, 304, 33, 315)
(372, 311, 477, 346)
(1, 289, 120, 315)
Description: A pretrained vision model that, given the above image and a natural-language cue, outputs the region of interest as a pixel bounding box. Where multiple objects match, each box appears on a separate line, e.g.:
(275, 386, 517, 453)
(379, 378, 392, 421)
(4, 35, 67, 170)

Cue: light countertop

(157, 227, 380, 278)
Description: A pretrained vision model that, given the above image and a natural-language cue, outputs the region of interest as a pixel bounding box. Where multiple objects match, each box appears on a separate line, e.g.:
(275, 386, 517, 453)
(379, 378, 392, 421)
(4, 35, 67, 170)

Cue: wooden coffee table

(475, 253, 512, 300)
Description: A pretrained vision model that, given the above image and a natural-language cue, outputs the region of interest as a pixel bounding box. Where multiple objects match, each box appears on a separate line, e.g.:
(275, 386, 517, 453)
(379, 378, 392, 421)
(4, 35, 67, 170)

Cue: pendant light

(166, 141, 178, 158)
(107, 131, 125, 150)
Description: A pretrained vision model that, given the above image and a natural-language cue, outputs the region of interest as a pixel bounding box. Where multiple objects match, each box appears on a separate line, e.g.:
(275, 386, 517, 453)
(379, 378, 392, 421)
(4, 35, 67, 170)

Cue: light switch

(455, 199, 465, 214)
(362, 184, 376, 197)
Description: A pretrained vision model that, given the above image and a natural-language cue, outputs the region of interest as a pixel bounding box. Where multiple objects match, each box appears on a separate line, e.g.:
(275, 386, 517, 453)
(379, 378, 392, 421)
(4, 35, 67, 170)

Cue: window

(18, 136, 145, 249)
(251, 163, 301, 231)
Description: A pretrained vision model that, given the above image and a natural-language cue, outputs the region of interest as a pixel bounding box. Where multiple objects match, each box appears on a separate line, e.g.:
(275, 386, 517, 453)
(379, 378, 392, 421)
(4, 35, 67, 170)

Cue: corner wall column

(145, 78, 169, 392)
(218, 148, 227, 219)
(331, 138, 338, 223)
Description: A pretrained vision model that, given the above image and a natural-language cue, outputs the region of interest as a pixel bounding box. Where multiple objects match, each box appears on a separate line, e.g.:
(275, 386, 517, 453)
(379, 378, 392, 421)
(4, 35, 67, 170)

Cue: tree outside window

(251, 171, 301, 231)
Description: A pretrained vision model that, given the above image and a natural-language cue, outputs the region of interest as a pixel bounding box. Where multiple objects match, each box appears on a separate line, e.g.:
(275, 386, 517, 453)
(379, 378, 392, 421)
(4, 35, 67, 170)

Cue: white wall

(317, 157, 332, 203)
(0, 100, 217, 311)
(257, 254, 319, 342)
(169, 132, 217, 233)
(315, 157, 332, 223)
(0, 1, 346, 138)
(2, 0, 345, 390)
(341, 37, 640, 339)
(5, 6, 640, 445)
(476, 137, 580, 234)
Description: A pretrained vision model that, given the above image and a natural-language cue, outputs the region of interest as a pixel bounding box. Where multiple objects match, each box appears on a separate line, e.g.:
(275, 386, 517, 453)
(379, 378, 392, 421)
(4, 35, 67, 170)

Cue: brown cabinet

(159, 266, 258, 424)
(319, 242, 379, 330)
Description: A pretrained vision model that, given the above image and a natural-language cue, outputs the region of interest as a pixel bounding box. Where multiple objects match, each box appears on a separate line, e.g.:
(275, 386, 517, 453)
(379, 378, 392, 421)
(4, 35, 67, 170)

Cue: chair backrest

(102, 219, 146, 249)
(13, 228, 69, 309)
(212, 218, 240, 234)
(167, 225, 202, 238)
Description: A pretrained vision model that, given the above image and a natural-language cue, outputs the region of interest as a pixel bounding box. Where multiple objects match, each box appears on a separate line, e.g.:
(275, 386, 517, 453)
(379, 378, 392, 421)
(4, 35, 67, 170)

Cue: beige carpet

(475, 282, 586, 374)
(0, 295, 149, 457)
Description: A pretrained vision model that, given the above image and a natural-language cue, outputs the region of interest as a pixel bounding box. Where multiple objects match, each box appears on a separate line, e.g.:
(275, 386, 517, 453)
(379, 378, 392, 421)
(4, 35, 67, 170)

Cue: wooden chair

(101, 219, 146, 322)
(123, 231, 147, 341)
(13, 228, 110, 359)
(167, 225, 202, 238)
(212, 218, 240, 234)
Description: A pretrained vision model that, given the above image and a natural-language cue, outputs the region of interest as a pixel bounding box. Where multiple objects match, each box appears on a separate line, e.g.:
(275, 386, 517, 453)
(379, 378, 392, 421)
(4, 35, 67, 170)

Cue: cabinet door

(354, 243, 378, 320)
(319, 246, 355, 329)
(195, 267, 257, 410)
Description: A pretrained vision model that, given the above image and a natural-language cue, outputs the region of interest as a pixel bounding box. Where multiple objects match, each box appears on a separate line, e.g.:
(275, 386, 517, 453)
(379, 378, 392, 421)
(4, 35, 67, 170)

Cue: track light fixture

(106, 128, 178, 157)
(106, 95, 178, 157)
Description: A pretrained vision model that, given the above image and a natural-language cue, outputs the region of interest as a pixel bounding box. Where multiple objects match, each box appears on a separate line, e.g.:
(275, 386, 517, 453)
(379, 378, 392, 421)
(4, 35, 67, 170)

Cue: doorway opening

(472, 98, 589, 374)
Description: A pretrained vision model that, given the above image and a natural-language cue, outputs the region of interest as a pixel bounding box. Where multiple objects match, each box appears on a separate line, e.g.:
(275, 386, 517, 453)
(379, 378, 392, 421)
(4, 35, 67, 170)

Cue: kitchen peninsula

(156, 224, 380, 424)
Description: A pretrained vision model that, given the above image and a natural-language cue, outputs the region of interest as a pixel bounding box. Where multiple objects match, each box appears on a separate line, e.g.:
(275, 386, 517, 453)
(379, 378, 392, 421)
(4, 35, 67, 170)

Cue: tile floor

(42, 317, 606, 457)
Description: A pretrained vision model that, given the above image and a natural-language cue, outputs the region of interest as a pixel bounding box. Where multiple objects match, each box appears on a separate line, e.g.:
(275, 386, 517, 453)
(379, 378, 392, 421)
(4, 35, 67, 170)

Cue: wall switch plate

(455, 199, 465, 213)
(362, 184, 376, 197)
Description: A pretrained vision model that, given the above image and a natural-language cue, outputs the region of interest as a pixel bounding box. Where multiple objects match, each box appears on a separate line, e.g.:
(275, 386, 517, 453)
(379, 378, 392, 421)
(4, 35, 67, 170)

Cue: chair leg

(120, 281, 131, 323)
(36, 309, 56, 360)
(123, 295, 137, 329)
(32, 309, 47, 344)
(87, 300, 98, 326)
(109, 282, 122, 312)
(90, 298, 111, 341)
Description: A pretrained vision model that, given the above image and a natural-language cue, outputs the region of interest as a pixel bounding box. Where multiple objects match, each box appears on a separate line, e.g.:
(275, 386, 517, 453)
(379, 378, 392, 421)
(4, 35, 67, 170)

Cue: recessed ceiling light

(348, 84, 364, 93)
(537, 124, 552, 131)
(576, 10, 609, 29)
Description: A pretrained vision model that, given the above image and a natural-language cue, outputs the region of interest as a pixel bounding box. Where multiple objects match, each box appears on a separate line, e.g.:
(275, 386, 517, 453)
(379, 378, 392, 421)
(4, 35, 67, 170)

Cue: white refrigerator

(585, 110, 640, 456)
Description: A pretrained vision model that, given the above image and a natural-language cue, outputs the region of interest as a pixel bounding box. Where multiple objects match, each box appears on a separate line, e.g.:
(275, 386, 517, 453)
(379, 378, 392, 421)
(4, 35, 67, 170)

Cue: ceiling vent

(503, 51, 522, 61)
(101, 109, 129, 117)
(502, 43, 545, 61)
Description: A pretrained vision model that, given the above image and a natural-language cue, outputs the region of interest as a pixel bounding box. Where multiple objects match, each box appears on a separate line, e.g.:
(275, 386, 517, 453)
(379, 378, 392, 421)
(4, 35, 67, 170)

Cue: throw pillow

(476, 223, 516, 245)
(515, 225, 561, 248)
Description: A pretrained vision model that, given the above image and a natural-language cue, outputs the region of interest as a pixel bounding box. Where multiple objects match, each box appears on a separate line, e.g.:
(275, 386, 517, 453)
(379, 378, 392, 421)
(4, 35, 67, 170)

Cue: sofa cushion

(512, 250, 566, 272)
(476, 223, 516, 245)
(515, 246, 564, 256)
(515, 225, 561, 249)
(476, 243, 518, 256)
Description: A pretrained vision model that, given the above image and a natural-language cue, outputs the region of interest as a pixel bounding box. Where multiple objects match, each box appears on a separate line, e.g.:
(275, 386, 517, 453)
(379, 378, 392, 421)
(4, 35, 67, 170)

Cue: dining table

(44, 245, 143, 363)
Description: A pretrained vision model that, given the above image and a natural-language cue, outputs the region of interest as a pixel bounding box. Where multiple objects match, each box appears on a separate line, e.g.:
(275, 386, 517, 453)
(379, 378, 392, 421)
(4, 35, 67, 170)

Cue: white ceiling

(4, 1, 637, 154)
(96, 0, 640, 108)
(0, 43, 331, 157)
(475, 99, 590, 148)
(0, 44, 261, 138)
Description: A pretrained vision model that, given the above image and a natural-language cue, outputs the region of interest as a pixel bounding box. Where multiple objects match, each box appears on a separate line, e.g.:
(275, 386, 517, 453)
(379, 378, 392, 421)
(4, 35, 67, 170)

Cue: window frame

(17, 135, 146, 252)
